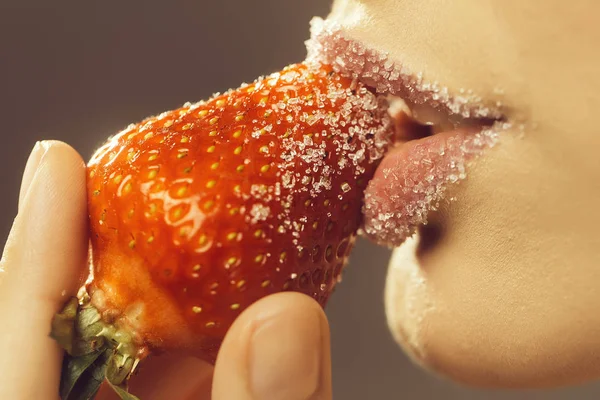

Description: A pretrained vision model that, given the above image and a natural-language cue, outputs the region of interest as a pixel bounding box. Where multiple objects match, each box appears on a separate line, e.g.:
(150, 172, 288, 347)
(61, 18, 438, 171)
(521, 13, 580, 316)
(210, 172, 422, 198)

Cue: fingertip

(213, 292, 332, 400)
(10, 140, 88, 301)
(40, 140, 86, 174)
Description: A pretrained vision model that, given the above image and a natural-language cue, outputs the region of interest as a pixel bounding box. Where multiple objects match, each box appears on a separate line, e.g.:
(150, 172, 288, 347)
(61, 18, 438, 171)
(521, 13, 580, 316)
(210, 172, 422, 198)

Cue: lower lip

(361, 124, 501, 247)
(306, 17, 510, 247)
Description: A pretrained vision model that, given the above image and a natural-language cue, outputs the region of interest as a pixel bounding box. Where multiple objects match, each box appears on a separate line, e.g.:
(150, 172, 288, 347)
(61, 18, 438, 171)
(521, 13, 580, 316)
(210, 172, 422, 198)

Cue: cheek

(384, 132, 600, 388)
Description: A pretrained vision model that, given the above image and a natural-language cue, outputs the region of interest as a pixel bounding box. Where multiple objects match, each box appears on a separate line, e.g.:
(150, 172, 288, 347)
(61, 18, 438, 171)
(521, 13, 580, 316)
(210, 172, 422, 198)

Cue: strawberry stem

(51, 296, 142, 400)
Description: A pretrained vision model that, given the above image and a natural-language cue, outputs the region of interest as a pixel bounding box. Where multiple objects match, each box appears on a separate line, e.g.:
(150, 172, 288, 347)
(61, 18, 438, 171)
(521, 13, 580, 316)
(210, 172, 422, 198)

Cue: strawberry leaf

(59, 347, 110, 400)
(107, 380, 141, 400)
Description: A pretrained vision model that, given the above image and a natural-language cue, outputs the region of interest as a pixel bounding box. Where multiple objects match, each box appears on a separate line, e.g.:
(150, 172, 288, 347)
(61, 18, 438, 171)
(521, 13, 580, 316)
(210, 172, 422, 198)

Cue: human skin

(328, 0, 600, 388)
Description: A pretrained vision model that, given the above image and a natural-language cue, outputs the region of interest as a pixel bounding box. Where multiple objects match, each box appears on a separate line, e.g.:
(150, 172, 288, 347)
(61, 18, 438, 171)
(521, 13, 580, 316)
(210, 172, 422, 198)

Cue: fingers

(0, 141, 88, 399)
(212, 292, 332, 400)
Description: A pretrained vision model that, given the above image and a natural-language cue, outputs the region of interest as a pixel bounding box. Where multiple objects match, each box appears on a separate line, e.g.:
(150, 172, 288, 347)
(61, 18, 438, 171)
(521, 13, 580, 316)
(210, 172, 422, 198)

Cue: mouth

(306, 17, 512, 247)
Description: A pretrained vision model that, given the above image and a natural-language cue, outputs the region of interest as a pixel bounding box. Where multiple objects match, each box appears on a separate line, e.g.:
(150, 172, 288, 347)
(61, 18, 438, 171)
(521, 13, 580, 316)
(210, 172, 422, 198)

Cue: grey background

(1, 1, 599, 399)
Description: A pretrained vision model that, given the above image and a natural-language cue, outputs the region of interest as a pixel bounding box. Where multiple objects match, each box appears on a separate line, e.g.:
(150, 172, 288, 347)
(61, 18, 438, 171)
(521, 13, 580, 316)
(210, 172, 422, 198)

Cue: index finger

(0, 141, 88, 399)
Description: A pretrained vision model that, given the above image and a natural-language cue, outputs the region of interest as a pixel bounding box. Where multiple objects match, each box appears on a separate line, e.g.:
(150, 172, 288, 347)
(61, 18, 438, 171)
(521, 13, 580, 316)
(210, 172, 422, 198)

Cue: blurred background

(1, 1, 600, 399)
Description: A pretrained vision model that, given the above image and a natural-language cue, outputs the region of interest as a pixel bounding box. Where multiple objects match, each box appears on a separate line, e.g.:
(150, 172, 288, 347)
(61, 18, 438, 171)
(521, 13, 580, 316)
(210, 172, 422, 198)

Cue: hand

(0, 141, 332, 400)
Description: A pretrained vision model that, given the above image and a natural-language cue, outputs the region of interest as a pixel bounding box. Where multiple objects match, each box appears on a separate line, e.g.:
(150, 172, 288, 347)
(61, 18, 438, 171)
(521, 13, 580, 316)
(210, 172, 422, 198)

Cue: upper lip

(306, 17, 505, 135)
(307, 17, 511, 248)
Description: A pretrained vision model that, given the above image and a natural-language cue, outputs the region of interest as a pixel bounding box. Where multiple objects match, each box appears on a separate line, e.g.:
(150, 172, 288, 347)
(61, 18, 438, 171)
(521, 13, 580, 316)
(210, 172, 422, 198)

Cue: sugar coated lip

(305, 17, 504, 121)
(305, 17, 512, 247)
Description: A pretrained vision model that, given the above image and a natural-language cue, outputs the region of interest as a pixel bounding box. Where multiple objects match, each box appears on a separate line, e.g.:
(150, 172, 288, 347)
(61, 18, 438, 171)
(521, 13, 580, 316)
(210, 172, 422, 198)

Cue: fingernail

(249, 307, 323, 400)
(18, 141, 49, 210)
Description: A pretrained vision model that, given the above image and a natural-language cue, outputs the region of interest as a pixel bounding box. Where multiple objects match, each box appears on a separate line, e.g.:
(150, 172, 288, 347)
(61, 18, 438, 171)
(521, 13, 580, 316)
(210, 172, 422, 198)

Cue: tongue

(361, 126, 497, 247)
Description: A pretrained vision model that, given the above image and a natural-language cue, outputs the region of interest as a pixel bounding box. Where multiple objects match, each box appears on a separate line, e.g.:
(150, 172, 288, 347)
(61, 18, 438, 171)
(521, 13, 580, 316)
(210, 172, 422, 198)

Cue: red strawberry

(51, 62, 392, 399)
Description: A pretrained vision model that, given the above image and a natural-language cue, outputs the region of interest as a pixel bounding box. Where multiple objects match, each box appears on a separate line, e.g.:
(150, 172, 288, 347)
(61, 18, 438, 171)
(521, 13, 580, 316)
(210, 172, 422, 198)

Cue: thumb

(212, 292, 332, 400)
(0, 141, 88, 399)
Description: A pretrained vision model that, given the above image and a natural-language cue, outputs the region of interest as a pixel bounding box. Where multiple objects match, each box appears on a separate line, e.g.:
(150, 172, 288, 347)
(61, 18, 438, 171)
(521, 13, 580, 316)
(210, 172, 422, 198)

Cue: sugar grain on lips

(305, 17, 503, 120)
(305, 17, 513, 247)
(361, 123, 510, 247)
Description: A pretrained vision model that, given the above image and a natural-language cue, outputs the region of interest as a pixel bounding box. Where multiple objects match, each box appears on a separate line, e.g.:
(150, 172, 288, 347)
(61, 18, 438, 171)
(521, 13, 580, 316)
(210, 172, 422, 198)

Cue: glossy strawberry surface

(86, 63, 392, 361)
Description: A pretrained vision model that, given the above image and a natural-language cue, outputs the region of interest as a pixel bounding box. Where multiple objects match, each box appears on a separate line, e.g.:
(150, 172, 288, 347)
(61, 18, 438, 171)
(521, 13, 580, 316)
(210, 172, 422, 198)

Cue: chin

(383, 190, 600, 389)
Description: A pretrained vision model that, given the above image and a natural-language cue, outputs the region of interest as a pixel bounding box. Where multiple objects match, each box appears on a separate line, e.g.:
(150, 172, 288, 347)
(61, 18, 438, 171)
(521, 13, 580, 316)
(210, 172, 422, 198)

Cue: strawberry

(51, 62, 392, 400)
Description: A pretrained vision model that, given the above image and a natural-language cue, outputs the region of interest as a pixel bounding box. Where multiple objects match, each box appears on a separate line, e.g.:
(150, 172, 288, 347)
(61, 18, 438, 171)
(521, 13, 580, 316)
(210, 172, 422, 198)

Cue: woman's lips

(306, 17, 511, 247)
(362, 125, 500, 246)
